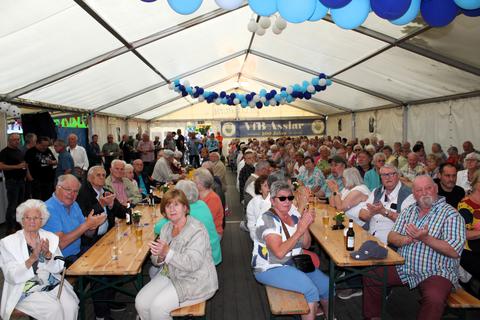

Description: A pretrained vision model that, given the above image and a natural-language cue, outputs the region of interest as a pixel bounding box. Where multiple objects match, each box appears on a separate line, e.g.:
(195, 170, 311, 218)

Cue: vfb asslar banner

(220, 119, 325, 138)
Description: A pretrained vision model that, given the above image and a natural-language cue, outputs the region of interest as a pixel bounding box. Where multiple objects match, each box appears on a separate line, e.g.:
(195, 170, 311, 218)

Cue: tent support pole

(402, 105, 409, 143)
(352, 112, 356, 141)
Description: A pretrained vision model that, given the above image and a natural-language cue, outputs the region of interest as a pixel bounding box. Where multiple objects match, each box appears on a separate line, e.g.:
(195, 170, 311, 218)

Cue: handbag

(273, 209, 316, 273)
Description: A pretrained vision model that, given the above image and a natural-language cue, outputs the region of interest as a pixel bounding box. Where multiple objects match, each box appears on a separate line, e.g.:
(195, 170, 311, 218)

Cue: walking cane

(54, 256, 67, 299)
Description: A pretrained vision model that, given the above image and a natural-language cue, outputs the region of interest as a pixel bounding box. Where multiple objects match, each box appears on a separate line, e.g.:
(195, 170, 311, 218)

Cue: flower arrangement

(332, 211, 345, 230)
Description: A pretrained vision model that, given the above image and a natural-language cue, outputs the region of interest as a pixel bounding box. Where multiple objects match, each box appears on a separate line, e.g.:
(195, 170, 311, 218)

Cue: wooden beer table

(67, 204, 161, 320)
(309, 204, 405, 320)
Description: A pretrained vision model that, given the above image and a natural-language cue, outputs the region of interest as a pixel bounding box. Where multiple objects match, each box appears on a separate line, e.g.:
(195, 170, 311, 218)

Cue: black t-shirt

(24, 147, 55, 181)
(0, 146, 26, 180)
(434, 178, 465, 209)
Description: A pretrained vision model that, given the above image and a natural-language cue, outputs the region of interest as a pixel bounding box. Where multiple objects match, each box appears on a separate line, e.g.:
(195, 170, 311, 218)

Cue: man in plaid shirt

(363, 175, 466, 320)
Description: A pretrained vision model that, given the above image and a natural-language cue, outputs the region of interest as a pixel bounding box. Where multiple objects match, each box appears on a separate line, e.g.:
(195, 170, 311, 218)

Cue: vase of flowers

(332, 211, 345, 230)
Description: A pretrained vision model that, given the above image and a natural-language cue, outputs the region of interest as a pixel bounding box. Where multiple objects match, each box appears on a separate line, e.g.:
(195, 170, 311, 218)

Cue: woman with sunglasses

(252, 180, 329, 320)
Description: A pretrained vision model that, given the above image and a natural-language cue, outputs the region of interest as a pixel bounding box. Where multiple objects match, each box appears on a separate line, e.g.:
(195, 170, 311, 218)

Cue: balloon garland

(141, 0, 480, 29)
(168, 74, 332, 109)
(0, 102, 22, 118)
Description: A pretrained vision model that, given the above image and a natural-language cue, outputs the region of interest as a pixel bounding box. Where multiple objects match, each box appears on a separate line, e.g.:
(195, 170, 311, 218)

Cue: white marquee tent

(1, 0, 480, 148)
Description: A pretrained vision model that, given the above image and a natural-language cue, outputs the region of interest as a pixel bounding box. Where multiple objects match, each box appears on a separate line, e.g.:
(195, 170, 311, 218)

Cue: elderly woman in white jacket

(0, 199, 78, 320)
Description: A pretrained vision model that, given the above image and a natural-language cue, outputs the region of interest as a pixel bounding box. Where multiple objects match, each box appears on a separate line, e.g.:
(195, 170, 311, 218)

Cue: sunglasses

(276, 195, 295, 202)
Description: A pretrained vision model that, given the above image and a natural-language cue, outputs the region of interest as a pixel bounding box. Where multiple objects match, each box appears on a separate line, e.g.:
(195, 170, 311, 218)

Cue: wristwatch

(384, 209, 390, 218)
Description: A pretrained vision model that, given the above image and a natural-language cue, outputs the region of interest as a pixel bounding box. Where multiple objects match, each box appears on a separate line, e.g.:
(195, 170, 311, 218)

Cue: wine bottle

(126, 202, 132, 225)
(346, 219, 355, 251)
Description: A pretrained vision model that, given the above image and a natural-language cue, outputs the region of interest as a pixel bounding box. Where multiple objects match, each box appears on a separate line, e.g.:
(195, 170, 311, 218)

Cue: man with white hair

(152, 149, 184, 183)
(363, 175, 466, 320)
(457, 152, 480, 193)
(67, 133, 89, 181)
(43, 174, 106, 262)
(105, 159, 142, 206)
(359, 164, 414, 244)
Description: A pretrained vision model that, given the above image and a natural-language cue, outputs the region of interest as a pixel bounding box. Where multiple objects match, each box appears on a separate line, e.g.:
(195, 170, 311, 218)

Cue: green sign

(53, 116, 88, 128)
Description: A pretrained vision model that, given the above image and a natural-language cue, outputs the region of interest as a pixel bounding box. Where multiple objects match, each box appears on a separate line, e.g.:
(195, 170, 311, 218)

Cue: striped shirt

(393, 197, 465, 288)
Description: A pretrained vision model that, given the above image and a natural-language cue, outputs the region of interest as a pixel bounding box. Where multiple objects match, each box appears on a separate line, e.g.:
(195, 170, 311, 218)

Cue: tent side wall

(327, 96, 479, 149)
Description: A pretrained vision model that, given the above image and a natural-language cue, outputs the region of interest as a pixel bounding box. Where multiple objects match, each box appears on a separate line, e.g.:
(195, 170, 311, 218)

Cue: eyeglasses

(380, 172, 397, 178)
(377, 159, 386, 163)
(275, 195, 295, 202)
(23, 216, 42, 221)
(58, 185, 80, 194)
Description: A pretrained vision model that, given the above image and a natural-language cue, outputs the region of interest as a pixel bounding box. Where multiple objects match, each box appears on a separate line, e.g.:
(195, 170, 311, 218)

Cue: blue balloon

(293, 84, 302, 92)
(318, 73, 326, 79)
(256, 102, 263, 108)
(390, 0, 420, 25)
(286, 96, 294, 103)
(371, 0, 411, 20)
(454, 0, 480, 10)
(264, 100, 270, 106)
(421, 0, 459, 27)
(141, 0, 157, 2)
(319, 0, 351, 9)
(259, 89, 267, 97)
(304, 92, 312, 100)
(278, 0, 317, 23)
(462, 7, 480, 15)
(167, 0, 203, 15)
(249, 0, 277, 16)
(331, 0, 370, 30)
(309, 0, 329, 21)
(312, 78, 320, 85)
(326, 79, 333, 86)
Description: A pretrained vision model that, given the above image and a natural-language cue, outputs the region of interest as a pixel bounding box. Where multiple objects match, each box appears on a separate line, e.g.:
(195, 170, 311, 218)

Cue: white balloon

(259, 16, 271, 29)
(260, 97, 267, 103)
(215, 0, 243, 10)
(233, 98, 240, 105)
(319, 78, 327, 86)
(307, 85, 316, 93)
(249, 101, 255, 107)
(275, 16, 287, 30)
(168, 83, 175, 90)
(192, 88, 197, 94)
(215, 98, 221, 105)
(247, 20, 258, 33)
(286, 86, 293, 94)
(255, 27, 266, 36)
(253, 95, 260, 103)
(269, 99, 276, 106)
(198, 95, 205, 102)
(183, 80, 190, 87)
(272, 24, 282, 34)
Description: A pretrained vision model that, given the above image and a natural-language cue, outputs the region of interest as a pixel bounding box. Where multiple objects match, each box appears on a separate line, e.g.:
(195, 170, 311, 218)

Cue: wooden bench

(11, 309, 30, 319)
(446, 288, 480, 319)
(171, 301, 206, 319)
(265, 286, 310, 318)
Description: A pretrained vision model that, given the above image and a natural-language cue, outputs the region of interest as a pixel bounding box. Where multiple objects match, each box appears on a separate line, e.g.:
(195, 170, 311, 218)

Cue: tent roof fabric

(1, 0, 479, 120)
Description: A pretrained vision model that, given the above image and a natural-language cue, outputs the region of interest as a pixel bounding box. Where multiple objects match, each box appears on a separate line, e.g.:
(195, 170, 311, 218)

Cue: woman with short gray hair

(327, 167, 370, 226)
(0, 199, 79, 320)
(193, 168, 224, 237)
(153, 180, 221, 265)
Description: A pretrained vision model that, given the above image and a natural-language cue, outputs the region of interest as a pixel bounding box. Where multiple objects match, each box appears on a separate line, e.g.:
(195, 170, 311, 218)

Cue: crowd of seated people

(0, 130, 226, 320)
(228, 135, 480, 319)
(1, 129, 480, 319)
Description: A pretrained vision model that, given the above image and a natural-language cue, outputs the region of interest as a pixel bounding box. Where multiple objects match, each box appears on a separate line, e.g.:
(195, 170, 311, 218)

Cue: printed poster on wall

(221, 119, 325, 138)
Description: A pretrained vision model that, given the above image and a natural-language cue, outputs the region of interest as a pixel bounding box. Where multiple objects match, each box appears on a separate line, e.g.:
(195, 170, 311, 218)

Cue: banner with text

(221, 119, 325, 138)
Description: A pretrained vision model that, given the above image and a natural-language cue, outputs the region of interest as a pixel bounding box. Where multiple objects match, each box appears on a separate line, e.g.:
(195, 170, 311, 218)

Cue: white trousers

(135, 274, 204, 320)
(15, 284, 79, 320)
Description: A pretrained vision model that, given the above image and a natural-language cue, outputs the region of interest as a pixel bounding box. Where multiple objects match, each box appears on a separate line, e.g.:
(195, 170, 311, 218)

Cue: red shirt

(201, 190, 224, 236)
